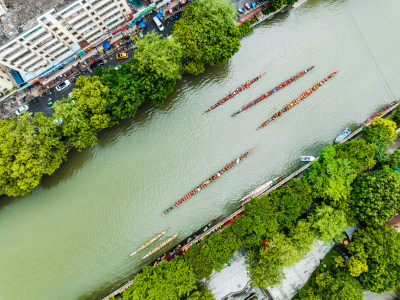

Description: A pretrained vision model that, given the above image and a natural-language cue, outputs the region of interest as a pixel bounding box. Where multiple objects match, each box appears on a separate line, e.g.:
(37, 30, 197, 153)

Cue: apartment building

(0, 65, 15, 92)
(0, 0, 132, 85)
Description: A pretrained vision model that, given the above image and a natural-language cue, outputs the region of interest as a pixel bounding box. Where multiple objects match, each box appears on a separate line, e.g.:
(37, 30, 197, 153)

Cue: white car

(15, 104, 29, 116)
(55, 80, 71, 91)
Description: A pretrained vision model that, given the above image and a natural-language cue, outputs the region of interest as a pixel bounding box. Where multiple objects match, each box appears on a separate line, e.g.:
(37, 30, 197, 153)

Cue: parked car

(55, 80, 71, 91)
(116, 52, 128, 59)
(15, 104, 29, 116)
(153, 16, 165, 31)
(90, 60, 105, 69)
(237, 7, 244, 14)
(245, 3, 251, 10)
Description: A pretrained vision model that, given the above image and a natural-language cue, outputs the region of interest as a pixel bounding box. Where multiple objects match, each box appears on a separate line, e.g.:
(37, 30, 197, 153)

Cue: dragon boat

(239, 175, 283, 206)
(139, 231, 182, 262)
(127, 228, 170, 258)
(161, 148, 255, 216)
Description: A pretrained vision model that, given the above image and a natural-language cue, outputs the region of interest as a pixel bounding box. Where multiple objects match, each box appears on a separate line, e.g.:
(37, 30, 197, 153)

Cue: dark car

(90, 60, 105, 69)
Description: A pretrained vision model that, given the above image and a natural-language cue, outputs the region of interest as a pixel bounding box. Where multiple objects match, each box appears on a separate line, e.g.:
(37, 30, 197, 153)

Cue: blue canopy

(136, 17, 141, 22)
(159, 9, 164, 14)
(103, 41, 111, 49)
(156, 12, 163, 19)
(139, 21, 146, 28)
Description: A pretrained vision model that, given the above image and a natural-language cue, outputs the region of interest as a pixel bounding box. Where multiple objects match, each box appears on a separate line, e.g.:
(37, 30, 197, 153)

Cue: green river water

(1, 0, 400, 299)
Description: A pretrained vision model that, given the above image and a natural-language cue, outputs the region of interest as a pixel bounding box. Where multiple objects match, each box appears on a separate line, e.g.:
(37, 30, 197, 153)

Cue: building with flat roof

(0, 0, 133, 90)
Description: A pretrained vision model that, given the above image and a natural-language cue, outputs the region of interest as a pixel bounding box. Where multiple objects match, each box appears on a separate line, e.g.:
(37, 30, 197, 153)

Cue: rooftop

(0, 0, 76, 46)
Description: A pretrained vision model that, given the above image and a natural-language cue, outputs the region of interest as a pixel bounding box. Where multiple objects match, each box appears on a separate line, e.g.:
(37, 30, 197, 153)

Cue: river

(1, 0, 400, 299)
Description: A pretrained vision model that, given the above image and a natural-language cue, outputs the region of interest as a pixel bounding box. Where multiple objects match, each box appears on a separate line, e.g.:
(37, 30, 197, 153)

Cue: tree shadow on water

(40, 147, 93, 190)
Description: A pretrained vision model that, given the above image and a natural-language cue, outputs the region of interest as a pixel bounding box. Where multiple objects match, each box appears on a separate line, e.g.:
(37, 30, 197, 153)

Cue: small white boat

(300, 156, 316, 162)
(335, 128, 351, 143)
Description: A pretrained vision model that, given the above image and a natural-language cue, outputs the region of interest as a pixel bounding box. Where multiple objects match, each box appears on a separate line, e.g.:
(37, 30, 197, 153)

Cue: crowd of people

(363, 101, 399, 125)
(257, 71, 339, 130)
(204, 73, 266, 114)
(161, 148, 255, 216)
(231, 66, 315, 117)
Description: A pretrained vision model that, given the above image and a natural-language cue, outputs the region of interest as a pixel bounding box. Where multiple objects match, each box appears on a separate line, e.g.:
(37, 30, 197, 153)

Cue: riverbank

(104, 101, 400, 299)
(3, 0, 400, 299)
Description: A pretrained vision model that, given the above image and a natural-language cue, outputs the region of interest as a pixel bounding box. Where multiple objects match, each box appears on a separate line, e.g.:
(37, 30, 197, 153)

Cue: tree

(52, 99, 98, 150)
(203, 229, 240, 272)
(122, 256, 198, 300)
(362, 118, 397, 162)
(287, 177, 313, 211)
(184, 242, 214, 279)
(173, 0, 241, 75)
(289, 219, 316, 256)
(306, 145, 356, 208)
(134, 32, 183, 82)
(347, 256, 369, 278)
(74, 76, 110, 129)
(0, 113, 66, 196)
(95, 62, 145, 124)
(352, 168, 400, 224)
(382, 149, 400, 169)
(347, 225, 400, 293)
(278, 194, 301, 228)
(230, 194, 280, 248)
(269, 0, 287, 10)
(308, 204, 347, 243)
(185, 286, 215, 300)
(335, 139, 378, 176)
(247, 233, 300, 288)
(299, 268, 363, 300)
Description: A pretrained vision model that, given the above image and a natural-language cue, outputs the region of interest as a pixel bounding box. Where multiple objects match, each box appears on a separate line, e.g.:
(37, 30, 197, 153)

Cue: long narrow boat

(257, 71, 338, 130)
(204, 73, 266, 114)
(161, 148, 256, 216)
(335, 128, 351, 144)
(139, 231, 182, 262)
(363, 101, 399, 125)
(239, 175, 283, 206)
(127, 228, 170, 258)
(232, 66, 315, 117)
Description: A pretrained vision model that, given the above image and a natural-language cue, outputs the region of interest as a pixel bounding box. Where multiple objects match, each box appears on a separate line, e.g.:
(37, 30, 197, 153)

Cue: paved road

(28, 9, 181, 117)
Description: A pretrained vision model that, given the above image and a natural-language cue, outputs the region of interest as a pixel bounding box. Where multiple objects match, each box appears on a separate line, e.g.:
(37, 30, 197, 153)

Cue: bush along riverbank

(0, 0, 244, 197)
(107, 115, 400, 299)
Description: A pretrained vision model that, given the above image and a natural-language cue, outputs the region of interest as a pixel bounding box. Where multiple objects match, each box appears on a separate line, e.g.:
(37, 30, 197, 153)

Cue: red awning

(112, 25, 128, 35)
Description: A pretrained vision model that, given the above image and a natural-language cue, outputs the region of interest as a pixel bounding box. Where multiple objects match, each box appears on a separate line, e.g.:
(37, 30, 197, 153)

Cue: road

(28, 9, 181, 117)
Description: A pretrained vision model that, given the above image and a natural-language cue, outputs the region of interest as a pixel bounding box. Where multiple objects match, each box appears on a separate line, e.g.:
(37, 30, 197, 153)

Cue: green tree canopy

(269, 0, 287, 10)
(122, 256, 198, 300)
(335, 139, 378, 176)
(306, 145, 356, 215)
(52, 99, 98, 150)
(308, 204, 347, 243)
(347, 225, 400, 293)
(230, 194, 280, 248)
(362, 118, 397, 162)
(352, 168, 400, 224)
(247, 233, 300, 288)
(289, 219, 316, 256)
(173, 0, 241, 75)
(203, 229, 241, 272)
(300, 270, 363, 300)
(74, 76, 111, 129)
(0, 113, 66, 196)
(184, 242, 214, 280)
(135, 32, 183, 82)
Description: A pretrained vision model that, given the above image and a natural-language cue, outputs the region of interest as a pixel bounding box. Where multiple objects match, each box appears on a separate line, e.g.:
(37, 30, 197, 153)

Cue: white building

(0, 0, 133, 88)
